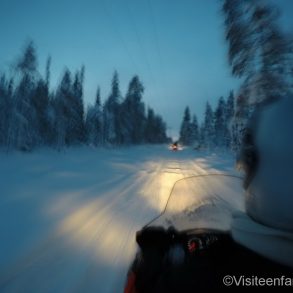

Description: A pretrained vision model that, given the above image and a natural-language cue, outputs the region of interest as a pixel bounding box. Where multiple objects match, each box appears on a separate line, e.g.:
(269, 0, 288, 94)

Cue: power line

(147, 0, 164, 70)
(124, 0, 158, 91)
(100, 0, 140, 74)
(146, 0, 170, 129)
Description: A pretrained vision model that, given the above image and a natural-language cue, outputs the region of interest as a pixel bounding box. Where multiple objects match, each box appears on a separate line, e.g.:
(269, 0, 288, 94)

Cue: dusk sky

(0, 0, 293, 137)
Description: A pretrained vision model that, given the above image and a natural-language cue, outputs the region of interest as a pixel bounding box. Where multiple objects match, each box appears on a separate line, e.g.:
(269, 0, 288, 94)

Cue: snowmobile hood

(146, 174, 245, 231)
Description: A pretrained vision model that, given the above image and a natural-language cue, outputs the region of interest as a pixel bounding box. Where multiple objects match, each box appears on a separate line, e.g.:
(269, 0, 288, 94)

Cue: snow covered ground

(0, 145, 243, 292)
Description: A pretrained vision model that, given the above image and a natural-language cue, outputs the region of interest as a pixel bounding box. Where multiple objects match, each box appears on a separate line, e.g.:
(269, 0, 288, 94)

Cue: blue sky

(0, 0, 292, 137)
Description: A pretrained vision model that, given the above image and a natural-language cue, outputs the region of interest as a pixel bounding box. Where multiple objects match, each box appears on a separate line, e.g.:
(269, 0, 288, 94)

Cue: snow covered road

(0, 146, 241, 292)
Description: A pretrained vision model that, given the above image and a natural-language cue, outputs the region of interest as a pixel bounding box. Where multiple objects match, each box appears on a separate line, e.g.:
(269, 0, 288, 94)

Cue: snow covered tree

(214, 97, 228, 147)
(144, 107, 155, 143)
(46, 94, 58, 146)
(121, 75, 145, 144)
(230, 93, 250, 151)
(0, 41, 169, 150)
(45, 56, 51, 86)
(31, 78, 50, 145)
(7, 41, 38, 150)
(202, 102, 215, 149)
(54, 69, 72, 148)
(144, 107, 168, 144)
(225, 90, 235, 148)
(16, 41, 38, 76)
(85, 86, 103, 146)
(223, 0, 292, 104)
(54, 67, 85, 148)
(180, 107, 200, 146)
(71, 67, 85, 144)
(10, 77, 35, 150)
(0, 75, 12, 146)
(252, 4, 292, 101)
(103, 71, 122, 145)
(199, 123, 205, 147)
(189, 114, 199, 146)
(153, 114, 167, 143)
(179, 106, 192, 145)
(226, 90, 234, 121)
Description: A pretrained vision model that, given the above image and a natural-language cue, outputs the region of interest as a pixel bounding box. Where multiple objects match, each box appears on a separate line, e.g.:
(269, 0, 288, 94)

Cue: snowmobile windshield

(149, 175, 245, 232)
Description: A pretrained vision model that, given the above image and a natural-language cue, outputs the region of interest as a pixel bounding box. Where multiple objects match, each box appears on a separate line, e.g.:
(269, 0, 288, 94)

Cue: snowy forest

(179, 91, 235, 150)
(224, 0, 293, 148)
(180, 0, 293, 151)
(1, 0, 293, 153)
(0, 43, 168, 151)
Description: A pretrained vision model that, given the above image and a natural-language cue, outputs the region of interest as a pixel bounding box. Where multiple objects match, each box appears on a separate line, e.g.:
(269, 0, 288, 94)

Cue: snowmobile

(170, 142, 179, 151)
(124, 174, 292, 292)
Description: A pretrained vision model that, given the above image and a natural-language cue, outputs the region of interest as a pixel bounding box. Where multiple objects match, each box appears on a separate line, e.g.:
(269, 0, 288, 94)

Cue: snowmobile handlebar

(136, 226, 187, 251)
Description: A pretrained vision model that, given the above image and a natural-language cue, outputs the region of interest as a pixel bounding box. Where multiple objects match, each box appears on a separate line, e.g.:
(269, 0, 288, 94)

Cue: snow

(0, 146, 242, 292)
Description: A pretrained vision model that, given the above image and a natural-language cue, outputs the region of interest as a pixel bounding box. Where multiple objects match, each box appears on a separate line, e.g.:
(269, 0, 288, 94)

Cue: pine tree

(226, 90, 234, 121)
(8, 41, 38, 150)
(31, 78, 50, 145)
(45, 56, 51, 87)
(121, 75, 145, 144)
(16, 41, 38, 76)
(202, 102, 215, 149)
(189, 114, 199, 146)
(95, 86, 101, 107)
(1, 41, 170, 150)
(179, 106, 192, 145)
(72, 67, 85, 144)
(55, 69, 72, 148)
(214, 97, 228, 147)
(144, 107, 155, 143)
(46, 93, 57, 146)
(231, 94, 249, 150)
(153, 114, 167, 143)
(0, 75, 12, 146)
(252, 4, 291, 102)
(223, 0, 292, 104)
(53, 67, 86, 147)
(86, 86, 103, 146)
(95, 87, 103, 144)
(199, 123, 205, 148)
(103, 71, 121, 145)
(144, 107, 168, 144)
(225, 90, 235, 148)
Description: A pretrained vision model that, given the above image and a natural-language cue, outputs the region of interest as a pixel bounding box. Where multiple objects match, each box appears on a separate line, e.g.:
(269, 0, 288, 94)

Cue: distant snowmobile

(170, 141, 179, 151)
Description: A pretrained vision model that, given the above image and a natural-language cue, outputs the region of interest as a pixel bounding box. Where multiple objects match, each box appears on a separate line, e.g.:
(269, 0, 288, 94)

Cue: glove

(136, 226, 178, 251)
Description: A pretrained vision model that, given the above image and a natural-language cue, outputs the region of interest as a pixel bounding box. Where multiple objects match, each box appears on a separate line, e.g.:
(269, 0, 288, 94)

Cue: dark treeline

(0, 42, 168, 151)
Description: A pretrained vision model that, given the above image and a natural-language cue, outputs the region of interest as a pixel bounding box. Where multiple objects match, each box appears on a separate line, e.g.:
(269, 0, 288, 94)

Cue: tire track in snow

(0, 150, 236, 293)
(0, 158, 173, 293)
(0, 170, 151, 292)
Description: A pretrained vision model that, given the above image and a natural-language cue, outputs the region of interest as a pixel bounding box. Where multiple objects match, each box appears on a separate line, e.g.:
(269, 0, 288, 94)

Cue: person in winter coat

(124, 96, 293, 292)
